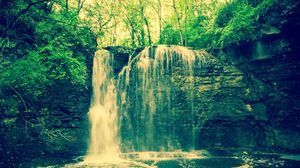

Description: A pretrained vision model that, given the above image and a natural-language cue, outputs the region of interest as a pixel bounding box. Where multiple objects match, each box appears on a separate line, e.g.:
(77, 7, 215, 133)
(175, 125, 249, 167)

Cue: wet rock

(252, 103, 268, 120)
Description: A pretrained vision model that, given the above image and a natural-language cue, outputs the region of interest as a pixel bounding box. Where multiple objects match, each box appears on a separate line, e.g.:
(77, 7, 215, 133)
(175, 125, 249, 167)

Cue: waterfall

(85, 45, 208, 163)
(85, 50, 120, 162)
(117, 45, 207, 152)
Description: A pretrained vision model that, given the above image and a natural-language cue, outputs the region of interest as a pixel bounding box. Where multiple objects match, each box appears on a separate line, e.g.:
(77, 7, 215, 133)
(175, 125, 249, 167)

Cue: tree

(121, 0, 153, 47)
(139, 0, 152, 46)
(77, 0, 86, 14)
(84, 0, 119, 47)
(172, 0, 184, 46)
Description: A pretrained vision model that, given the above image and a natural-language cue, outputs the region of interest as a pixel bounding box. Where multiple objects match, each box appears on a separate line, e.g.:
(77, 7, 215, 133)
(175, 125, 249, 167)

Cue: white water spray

(85, 50, 120, 162)
(118, 45, 207, 151)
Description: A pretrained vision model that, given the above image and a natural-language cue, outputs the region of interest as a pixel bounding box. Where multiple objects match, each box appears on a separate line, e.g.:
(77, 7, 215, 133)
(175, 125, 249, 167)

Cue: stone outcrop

(104, 46, 143, 76)
(107, 43, 300, 152)
(191, 57, 300, 150)
(206, 7, 300, 151)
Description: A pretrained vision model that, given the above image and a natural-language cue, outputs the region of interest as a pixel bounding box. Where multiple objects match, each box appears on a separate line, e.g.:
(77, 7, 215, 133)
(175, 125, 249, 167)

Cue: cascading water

(84, 50, 120, 162)
(63, 45, 285, 168)
(82, 45, 209, 167)
(117, 45, 207, 152)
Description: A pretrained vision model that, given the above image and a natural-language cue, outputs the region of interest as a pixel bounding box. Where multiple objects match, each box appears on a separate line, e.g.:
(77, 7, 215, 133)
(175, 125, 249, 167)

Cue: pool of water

(10, 150, 299, 167)
(57, 150, 300, 168)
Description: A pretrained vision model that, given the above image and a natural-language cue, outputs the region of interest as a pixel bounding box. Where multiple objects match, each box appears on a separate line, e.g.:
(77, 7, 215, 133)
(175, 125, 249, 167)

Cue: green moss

(3, 117, 17, 126)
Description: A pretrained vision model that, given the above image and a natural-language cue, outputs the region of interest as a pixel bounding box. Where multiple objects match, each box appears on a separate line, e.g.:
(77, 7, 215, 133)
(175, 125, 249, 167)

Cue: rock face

(104, 46, 143, 76)
(207, 9, 300, 151)
(197, 56, 300, 151)
(106, 43, 300, 152)
(195, 59, 300, 150)
(0, 86, 91, 167)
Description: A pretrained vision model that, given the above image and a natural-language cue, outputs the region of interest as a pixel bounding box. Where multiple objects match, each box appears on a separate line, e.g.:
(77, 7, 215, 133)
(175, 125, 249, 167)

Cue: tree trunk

(66, 0, 68, 11)
(125, 14, 137, 47)
(143, 14, 152, 46)
(172, 0, 184, 46)
(139, 0, 152, 46)
(183, 0, 188, 46)
(158, 0, 162, 43)
(140, 26, 146, 46)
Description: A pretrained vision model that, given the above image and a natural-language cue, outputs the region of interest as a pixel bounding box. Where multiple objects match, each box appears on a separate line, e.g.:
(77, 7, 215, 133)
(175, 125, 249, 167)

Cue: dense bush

(159, 0, 299, 49)
(1, 9, 95, 105)
(215, 3, 234, 27)
(218, 2, 258, 47)
(159, 24, 181, 45)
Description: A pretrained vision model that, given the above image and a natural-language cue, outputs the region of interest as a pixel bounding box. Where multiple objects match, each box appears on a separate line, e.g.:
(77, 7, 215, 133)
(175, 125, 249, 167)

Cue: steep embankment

(207, 0, 300, 151)
(0, 3, 97, 166)
(107, 33, 300, 152)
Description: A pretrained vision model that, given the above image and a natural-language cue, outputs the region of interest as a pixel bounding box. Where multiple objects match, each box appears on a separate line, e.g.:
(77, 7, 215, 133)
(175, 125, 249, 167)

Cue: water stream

(84, 50, 120, 163)
(117, 45, 208, 151)
(82, 46, 209, 166)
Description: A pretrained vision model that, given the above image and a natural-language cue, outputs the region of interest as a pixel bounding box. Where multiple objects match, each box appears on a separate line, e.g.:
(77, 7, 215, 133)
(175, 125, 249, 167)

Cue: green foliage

(217, 0, 298, 47)
(187, 15, 221, 49)
(0, 53, 48, 97)
(3, 118, 17, 126)
(1, 97, 19, 116)
(1, 10, 91, 101)
(215, 3, 234, 27)
(36, 11, 95, 55)
(0, 1, 96, 142)
(0, 2, 97, 161)
(218, 2, 258, 47)
(158, 0, 298, 49)
(159, 24, 181, 45)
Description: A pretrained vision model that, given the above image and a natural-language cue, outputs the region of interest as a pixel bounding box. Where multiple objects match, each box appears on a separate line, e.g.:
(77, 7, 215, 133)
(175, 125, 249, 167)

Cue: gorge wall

(108, 44, 300, 152)
(208, 8, 300, 151)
